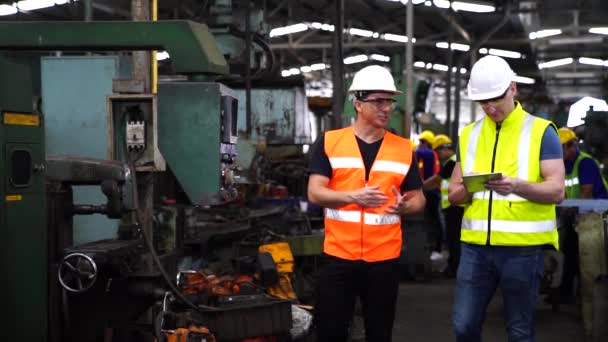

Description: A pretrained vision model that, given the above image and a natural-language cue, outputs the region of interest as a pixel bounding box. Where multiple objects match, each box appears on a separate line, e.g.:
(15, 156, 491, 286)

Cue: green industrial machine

(0, 20, 238, 342)
(0, 56, 47, 341)
(0, 18, 306, 342)
(157, 82, 239, 205)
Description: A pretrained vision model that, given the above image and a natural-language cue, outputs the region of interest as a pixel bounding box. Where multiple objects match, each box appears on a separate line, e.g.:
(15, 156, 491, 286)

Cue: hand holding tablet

(462, 172, 503, 193)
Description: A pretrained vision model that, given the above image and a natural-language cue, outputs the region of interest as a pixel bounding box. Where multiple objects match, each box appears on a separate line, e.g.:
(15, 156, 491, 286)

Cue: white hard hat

(467, 55, 514, 101)
(348, 65, 402, 95)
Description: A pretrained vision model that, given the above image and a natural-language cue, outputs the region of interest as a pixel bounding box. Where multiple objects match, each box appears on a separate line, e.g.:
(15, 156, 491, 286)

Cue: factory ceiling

(1, 0, 607, 103)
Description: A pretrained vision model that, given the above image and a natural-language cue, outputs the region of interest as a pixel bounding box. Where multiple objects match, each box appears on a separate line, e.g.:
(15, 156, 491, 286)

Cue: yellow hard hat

(558, 128, 577, 145)
(419, 130, 435, 143)
(432, 134, 453, 150)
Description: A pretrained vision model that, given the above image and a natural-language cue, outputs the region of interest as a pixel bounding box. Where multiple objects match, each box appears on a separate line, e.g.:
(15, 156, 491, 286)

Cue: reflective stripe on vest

(326, 208, 400, 225)
(462, 218, 555, 233)
(440, 154, 457, 209)
(458, 102, 558, 249)
(441, 179, 450, 209)
(565, 151, 608, 199)
(323, 126, 413, 261)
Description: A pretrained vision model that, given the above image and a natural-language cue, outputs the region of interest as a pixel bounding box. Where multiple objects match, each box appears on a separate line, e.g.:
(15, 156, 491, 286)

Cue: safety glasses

(476, 87, 510, 106)
(358, 98, 397, 108)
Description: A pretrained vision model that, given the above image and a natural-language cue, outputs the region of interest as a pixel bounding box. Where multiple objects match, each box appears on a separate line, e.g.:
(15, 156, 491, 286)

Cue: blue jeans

(453, 243, 545, 342)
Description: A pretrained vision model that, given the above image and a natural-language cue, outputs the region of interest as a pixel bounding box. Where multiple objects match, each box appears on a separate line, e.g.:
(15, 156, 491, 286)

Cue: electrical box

(107, 94, 166, 171)
(157, 82, 238, 205)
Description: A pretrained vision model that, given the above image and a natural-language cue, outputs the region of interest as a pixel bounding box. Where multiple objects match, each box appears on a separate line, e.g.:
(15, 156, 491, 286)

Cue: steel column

(331, 0, 344, 129)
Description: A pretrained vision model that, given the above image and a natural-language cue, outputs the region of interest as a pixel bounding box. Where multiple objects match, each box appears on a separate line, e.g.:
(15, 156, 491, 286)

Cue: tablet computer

(462, 173, 503, 193)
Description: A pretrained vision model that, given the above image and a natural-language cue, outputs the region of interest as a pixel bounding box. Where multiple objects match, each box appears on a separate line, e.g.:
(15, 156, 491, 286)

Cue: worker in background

(417, 130, 444, 261)
(559, 127, 608, 199)
(423, 134, 463, 277)
(554, 127, 608, 305)
(449, 55, 565, 342)
(417, 130, 440, 180)
(307, 64, 426, 342)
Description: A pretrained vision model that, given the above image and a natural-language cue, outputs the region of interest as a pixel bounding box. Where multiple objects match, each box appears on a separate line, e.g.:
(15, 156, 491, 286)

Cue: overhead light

(310, 63, 327, 71)
(371, 54, 390, 62)
(451, 43, 470, 51)
(538, 58, 573, 69)
(320, 24, 335, 32)
(548, 36, 603, 45)
(514, 75, 535, 84)
(432, 64, 449, 71)
(451, 67, 467, 74)
(382, 33, 416, 43)
(393, 0, 426, 4)
(300, 66, 312, 73)
(156, 51, 170, 61)
(529, 29, 562, 40)
(17, 0, 73, 10)
(281, 68, 303, 77)
(310, 22, 323, 29)
(436, 42, 470, 51)
(17, 0, 58, 11)
(433, 0, 450, 9)
(554, 71, 600, 79)
(349, 28, 375, 38)
(425, 1, 432, 6)
(487, 48, 521, 59)
(0, 4, 17, 15)
(578, 57, 605, 66)
(452, 1, 495, 12)
(589, 27, 608, 35)
(269, 23, 308, 37)
(414, 61, 426, 68)
(344, 55, 369, 65)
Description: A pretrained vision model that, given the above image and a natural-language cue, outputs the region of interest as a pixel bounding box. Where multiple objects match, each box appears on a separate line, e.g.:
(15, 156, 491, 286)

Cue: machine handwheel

(58, 253, 98, 293)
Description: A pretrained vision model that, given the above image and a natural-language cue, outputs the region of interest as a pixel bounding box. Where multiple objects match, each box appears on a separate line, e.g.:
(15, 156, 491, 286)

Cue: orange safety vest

(324, 127, 414, 261)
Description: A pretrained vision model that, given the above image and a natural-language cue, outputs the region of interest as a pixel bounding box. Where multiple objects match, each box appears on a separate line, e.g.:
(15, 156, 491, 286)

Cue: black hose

(129, 163, 217, 312)
(120, 117, 216, 312)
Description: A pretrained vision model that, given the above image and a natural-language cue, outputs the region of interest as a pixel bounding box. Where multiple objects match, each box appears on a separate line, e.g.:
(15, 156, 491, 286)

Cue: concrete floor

(392, 277, 584, 341)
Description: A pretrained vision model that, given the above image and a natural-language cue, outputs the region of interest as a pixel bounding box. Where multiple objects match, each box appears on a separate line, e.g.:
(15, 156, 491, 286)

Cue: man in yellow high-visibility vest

(448, 55, 565, 342)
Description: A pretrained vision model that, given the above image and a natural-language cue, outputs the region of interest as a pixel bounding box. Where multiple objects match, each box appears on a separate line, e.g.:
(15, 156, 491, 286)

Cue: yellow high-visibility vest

(458, 102, 559, 249)
(441, 154, 457, 209)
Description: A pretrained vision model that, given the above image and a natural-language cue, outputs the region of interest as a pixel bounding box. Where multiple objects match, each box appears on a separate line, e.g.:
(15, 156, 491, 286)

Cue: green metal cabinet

(0, 58, 46, 342)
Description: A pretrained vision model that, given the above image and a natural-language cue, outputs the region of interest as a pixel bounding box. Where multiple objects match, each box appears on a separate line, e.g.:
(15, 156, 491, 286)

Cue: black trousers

(444, 205, 464, 274)
(314, 254, 400, 342)
(424, 190, 444, 252)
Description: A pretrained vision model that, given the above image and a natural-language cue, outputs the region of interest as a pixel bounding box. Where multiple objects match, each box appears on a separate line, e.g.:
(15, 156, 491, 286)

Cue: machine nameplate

(3, 112, 39, 126)
(5, 194, 22, 201)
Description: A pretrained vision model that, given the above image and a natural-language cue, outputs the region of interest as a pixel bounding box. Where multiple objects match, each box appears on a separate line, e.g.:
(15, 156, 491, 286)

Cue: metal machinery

(563, 108, 608, 340)
(0, 18, 304, 341)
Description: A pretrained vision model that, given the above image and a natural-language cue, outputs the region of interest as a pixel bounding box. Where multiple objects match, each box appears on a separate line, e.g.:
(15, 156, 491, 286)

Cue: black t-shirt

(308, 134, 423, 192)
(439, 159, 456, 179)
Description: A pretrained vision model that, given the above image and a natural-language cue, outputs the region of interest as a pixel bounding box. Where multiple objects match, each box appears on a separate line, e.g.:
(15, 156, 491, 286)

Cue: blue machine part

(41, 56, 124, 245)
